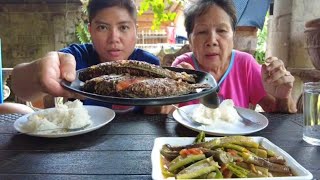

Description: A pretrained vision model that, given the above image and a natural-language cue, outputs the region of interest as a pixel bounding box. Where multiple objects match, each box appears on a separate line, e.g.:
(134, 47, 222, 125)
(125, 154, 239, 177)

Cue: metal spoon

(200, 86, 220, 109)
(234, 107, 261, 126)
(172, 105, 203, 126)
(199, 87, 259, 126)
(24, 124, 90, 134)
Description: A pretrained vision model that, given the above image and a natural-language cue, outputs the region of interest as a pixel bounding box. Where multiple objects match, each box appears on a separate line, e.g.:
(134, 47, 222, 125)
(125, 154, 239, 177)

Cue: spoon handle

(172, 105, 203, 126)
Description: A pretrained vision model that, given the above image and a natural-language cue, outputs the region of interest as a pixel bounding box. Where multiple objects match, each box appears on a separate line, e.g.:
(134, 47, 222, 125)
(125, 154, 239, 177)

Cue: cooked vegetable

(267, 156, 286, 165)
(168, 154, 206, 172)
(194, 131, 206, 143)
(241, 152, 292, 173)
(200, 148, 232, 164)
(160, 144, 180, 161)
(160, 133, 294, 179)
(248, 147, 268, 158)
(226, 162, 250, 178)
(176, 157, 219, 179)
(220, 143, 249, 152)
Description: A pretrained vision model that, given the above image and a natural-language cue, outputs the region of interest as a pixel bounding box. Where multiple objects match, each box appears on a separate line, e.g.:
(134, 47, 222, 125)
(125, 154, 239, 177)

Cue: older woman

(171, 0, 296, 113)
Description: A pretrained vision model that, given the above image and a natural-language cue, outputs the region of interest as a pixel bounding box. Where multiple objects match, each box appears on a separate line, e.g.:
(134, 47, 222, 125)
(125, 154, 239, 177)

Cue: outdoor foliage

(138, 0, 185, 30)
(254, 13, 269, 64)
(76, 0, 91, 43)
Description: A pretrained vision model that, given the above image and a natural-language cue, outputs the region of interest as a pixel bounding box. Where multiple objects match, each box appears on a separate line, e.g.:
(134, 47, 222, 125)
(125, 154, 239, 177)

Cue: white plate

(172, 104, 269, 135)
(14, 106, 115, 138)
(151, 137, 313, 180)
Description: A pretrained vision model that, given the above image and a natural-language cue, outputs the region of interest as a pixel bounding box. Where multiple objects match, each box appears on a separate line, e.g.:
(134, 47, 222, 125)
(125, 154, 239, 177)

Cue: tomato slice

(179, 148, 203, 157)
(116, 78, 145, 91)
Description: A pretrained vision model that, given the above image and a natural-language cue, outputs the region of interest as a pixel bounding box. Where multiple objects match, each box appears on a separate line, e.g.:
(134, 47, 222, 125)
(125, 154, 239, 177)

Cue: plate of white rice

(172, 100, 268, 135)
(14, 100, 115, 138)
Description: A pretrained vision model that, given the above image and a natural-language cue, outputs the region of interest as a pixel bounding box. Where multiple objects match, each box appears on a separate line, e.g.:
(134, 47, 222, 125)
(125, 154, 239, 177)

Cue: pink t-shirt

(172, 50, 267, 108)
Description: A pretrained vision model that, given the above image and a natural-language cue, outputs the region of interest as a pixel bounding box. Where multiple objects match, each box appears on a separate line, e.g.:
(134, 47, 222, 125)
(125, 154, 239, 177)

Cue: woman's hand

(176, 62, 195, 70)
(260, 57, 297, 113)
(12, 52, 81, 101)
(261, 57, 294, 99)
(38, 52, 77, 98)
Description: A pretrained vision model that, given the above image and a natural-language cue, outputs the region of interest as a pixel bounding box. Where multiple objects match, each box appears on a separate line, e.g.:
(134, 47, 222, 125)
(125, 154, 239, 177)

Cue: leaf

(138, 0, 182, 30)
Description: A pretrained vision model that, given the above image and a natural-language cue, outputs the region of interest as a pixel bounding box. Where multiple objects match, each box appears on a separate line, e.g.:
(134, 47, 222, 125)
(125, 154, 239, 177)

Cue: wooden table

(0, 112, 319, 179)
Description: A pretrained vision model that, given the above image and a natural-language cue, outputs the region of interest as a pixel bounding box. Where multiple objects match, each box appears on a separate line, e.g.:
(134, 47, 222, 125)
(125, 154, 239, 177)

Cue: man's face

(89, 6, 137, 62)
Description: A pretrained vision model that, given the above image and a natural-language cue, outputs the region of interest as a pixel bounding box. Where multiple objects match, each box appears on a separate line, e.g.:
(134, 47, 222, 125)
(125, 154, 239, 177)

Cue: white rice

(22, 100, 92, 134)
(191, 99, 241, 125)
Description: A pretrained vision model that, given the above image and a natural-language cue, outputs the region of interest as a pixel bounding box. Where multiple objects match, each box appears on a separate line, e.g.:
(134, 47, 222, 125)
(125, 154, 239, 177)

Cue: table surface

(0, 112, 319, 180)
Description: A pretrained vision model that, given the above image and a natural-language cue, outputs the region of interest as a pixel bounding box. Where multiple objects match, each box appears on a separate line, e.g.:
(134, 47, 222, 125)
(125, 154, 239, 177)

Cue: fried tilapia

(82, 74, 211, 98)
(78, 60, 196, 83)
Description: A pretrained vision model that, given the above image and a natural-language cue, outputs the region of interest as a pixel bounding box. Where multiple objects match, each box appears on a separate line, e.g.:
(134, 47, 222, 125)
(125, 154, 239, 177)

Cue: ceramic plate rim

(151, 137, 313, 180)
(172, 104, 269, 135)
(13, 105, 115, 138)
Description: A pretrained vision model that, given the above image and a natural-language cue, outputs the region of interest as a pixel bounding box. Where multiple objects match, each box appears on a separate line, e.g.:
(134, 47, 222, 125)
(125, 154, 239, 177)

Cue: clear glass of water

(303, 82, 320, 145)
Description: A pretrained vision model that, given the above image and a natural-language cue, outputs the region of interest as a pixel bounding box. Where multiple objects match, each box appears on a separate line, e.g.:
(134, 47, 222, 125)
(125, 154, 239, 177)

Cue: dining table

(0, 111, 319, 179)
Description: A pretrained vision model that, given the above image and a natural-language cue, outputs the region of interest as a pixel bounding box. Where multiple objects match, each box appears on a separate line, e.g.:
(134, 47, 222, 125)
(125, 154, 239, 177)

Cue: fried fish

(78, 60, 196, 83)
(82, 74, 211, 98)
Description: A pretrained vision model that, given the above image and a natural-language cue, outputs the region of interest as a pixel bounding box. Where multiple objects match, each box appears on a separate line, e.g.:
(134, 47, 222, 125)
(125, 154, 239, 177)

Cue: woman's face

(189, 5, 234, 71)
(89, 6, 137, 62)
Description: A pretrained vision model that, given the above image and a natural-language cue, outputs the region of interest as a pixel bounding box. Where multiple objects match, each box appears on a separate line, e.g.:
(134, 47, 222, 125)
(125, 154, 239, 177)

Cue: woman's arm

(259, 94, 297, 113)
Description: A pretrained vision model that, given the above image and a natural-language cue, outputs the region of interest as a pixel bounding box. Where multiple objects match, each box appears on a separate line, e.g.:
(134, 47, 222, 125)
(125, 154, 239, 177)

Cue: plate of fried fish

(61, 60, 217, 106)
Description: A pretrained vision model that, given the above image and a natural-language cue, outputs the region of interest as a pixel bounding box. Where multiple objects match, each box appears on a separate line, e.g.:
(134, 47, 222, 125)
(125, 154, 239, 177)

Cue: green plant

(138, 0, 185, 30)
(254, 12, 269, 64)
(76, 0, 91, 44)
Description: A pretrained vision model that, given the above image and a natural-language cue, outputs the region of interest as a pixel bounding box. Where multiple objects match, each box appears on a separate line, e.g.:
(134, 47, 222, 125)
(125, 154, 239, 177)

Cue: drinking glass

(303, 82, 320, 145)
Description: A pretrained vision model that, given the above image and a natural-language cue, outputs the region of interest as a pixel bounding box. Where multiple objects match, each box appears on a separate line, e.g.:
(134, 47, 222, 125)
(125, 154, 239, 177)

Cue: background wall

(0, 0, 81, 67)
(266, 0, 320, 101)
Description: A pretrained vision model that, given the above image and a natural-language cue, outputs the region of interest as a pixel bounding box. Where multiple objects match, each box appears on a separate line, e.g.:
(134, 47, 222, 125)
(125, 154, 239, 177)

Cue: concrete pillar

(266, 0, 292, 66)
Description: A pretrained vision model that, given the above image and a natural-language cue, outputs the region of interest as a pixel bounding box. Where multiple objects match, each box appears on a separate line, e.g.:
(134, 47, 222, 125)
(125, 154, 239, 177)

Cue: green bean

(194, 131, 206, 143)
(226, 162, 250, 178)
(220, 136, 259, 148)
(200, 147, 232, 164)
(169, 154, 206, 172)
(259, 145, 276, 157)
(214, 168, 224, 179)
(221, 143, 249, 152)
(176, 157, 219, 179)
(206, 171, 217, 178)
(254, 165, 269, 176)
(248, 147, 268, 158)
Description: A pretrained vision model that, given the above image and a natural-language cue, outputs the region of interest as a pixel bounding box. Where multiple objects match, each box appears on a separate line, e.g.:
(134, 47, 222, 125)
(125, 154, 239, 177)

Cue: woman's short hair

(184, 0, 237, 38)
(87, 0, 137, 23)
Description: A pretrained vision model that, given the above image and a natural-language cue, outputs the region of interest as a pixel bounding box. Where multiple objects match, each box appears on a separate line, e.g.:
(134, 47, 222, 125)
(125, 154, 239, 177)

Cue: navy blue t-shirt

(59, 43, 160, 109)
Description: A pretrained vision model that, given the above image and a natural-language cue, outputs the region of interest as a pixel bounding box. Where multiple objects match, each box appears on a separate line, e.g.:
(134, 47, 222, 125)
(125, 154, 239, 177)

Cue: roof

(234, 0, 271, 29)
